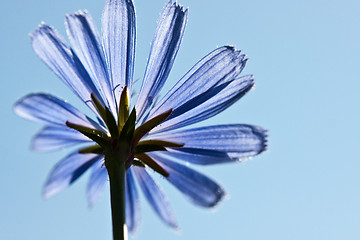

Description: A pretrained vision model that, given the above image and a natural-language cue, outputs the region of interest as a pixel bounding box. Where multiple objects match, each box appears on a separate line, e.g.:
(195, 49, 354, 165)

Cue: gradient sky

(1, 0, 360, 239)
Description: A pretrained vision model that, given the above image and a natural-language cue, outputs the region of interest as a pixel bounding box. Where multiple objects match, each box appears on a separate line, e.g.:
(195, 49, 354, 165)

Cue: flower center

(66, 87, 183, 177)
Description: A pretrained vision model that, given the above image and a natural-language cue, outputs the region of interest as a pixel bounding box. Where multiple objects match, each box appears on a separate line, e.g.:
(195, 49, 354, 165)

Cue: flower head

(14, 0, 267, 233)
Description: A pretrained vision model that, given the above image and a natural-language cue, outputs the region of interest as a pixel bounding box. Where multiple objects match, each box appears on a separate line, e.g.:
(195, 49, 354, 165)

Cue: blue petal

(43, 151, 102, 198)
(135, 2, 188, 120)
(87, 158, 107, 207)
(65, 11, 117, 115)
(147, 124, 267, 160)
(151, 75, 254, 133)
(30, 24, 104, 113)
(148, 46, 246, 122)
(102, 0, 136, 101)
(133, 166, 178, 229)
(32, 125, 91, 152)
(125, 168, 140, 233)
(161, 148, 234, 165)
(14, 93, 102, 129)
(148, 152, 225, 207)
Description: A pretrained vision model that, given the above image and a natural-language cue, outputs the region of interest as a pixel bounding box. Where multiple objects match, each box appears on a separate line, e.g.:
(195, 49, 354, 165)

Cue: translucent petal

(14, 93, 102, 129)
(151, 75, 254, 133)
(30, 24, 103, 112)
(133, 166, 178, 228)
(148, 152, 225, 207)
(102, 0, 136, 101)
(43, 151, 102, 198)
(148, 46, 246, 121)
(87, 158, 107, 207)
(135, 2, 188, 119)
(32, 125, 91, 152)
(147, 124, 267, 159)
(125, 168, 140, 233)
(161, 148, 235, 165)
(65, 11, 117, 115)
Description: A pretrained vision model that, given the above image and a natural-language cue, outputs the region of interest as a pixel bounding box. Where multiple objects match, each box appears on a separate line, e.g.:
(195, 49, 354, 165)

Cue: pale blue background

(1, 0, 360, 239)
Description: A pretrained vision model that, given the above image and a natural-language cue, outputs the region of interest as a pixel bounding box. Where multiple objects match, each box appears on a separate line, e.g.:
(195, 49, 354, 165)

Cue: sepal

(135, 153, 169, 177)
(78, 144, 103, 154)
(119, 107, 136, 144)
(137, 139, 184, 148)
(118, 86, 130, 131)
(91, 93, 118, 138)
(132, 109, 172, 146)
(66, 121, 109, 147)
(134, 144, 166, 155)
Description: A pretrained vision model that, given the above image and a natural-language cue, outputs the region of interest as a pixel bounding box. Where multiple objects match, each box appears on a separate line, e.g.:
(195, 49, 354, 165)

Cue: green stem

(106, 151, 127, 240)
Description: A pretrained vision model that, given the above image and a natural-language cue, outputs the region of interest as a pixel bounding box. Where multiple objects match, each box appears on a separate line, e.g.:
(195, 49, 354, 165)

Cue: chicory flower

(14, 0, 267, 235)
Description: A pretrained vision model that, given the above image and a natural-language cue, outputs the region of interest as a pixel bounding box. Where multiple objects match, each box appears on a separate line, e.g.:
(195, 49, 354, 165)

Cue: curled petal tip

(30, 23, 47, 39)
(222, 193, 231, 201)
(235, 50, 243, 57)
(209, 187, 226, 208)
(175, 3, 185, 11)
(252, 127, 268, 154)
(169, 221, 180, 230)
(251, 82, 256, 90)
(226, 45, 236, 51)
(42, 188, 53, 200)
(173, 225, 181, 232)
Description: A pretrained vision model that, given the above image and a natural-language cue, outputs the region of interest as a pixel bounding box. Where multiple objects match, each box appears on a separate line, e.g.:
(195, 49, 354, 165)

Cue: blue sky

(1, 0, 360, 239)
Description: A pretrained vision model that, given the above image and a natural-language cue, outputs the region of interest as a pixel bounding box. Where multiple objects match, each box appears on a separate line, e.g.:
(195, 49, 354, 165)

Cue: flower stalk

(106, 149, 128, 240)
(105, 88, 132, 240)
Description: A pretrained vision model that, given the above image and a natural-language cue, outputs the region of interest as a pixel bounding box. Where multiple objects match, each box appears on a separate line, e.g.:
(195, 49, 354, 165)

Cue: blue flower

(14, 0, 267, 233)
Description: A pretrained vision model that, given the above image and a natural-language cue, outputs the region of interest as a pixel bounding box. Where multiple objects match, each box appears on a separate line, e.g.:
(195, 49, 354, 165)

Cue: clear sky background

(1, 0, 360, 239)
